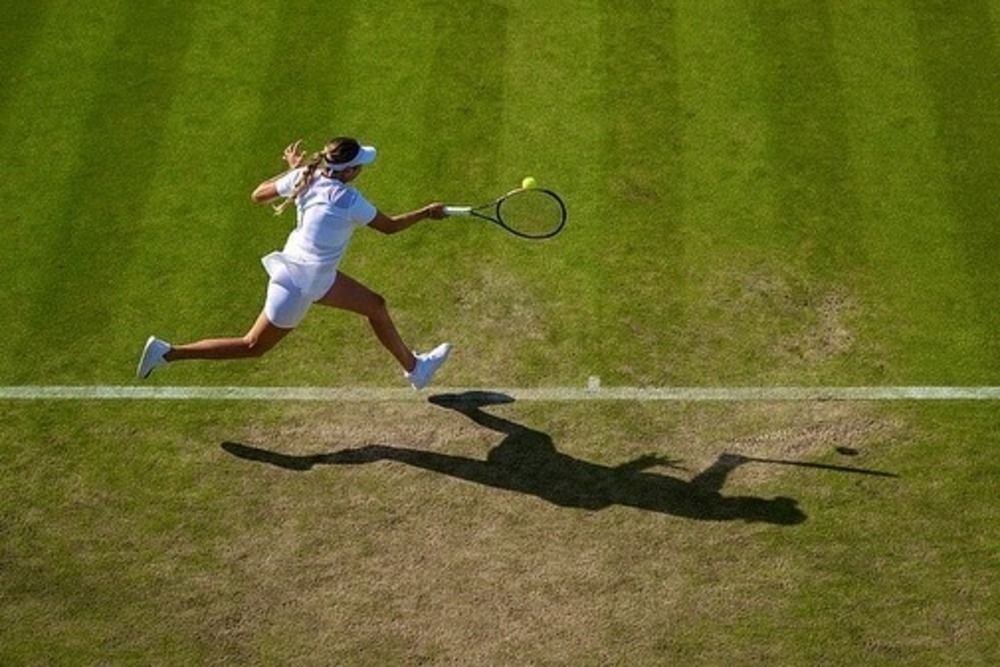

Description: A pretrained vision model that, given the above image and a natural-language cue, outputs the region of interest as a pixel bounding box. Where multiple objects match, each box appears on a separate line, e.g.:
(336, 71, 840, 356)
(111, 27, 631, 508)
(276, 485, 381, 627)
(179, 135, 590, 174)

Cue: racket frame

(443, 188, 566, 239)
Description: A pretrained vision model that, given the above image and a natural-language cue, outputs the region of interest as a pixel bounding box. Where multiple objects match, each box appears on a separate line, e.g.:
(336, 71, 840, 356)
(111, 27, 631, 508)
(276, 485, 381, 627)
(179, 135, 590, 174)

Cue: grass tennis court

(1, 1, 998, 664)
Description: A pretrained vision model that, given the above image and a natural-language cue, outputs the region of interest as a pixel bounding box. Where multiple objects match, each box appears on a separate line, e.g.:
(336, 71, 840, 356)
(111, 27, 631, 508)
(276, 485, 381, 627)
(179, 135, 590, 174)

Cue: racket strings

(496, 190, 566, 238)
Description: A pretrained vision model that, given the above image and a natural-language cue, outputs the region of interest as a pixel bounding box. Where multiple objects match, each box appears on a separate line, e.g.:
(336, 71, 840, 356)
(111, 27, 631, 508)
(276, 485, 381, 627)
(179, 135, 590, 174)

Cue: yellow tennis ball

(521, 176, 538, 189)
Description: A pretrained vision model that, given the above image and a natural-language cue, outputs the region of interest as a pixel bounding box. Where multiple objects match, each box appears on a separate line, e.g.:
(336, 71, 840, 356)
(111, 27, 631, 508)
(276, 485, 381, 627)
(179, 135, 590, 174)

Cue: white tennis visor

(328, 145, 377, 170)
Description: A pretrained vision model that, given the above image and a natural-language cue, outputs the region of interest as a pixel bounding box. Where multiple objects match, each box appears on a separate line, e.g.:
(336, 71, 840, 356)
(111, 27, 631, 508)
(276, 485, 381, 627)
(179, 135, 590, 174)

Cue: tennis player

(136, 137, 451, 389)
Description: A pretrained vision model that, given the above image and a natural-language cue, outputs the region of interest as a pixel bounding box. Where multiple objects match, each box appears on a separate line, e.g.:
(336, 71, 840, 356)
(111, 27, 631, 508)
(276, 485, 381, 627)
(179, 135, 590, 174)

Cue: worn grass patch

(3, 400, 996, 665)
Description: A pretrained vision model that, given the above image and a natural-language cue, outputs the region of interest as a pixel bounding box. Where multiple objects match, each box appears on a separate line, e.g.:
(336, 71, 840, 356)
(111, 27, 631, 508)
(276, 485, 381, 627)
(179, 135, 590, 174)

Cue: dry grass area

(176, 398, 906, 664)
(8, 398, 997, 665)
(676, 264, 889, 384)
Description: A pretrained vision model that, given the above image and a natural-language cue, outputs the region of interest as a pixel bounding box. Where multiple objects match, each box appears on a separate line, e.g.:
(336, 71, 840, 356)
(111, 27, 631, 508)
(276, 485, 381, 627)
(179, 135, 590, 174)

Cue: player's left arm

(251, 180, 282, 204)
(251, 140, 306, 204)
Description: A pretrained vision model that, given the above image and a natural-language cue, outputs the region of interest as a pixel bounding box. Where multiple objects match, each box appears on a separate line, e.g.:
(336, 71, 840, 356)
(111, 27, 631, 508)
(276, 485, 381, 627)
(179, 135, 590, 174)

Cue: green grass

(1, 0, 998, 664)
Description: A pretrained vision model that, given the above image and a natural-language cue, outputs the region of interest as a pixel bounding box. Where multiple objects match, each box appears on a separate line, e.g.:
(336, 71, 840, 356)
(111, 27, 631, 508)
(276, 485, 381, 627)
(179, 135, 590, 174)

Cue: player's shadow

(221, 392, 893, 524)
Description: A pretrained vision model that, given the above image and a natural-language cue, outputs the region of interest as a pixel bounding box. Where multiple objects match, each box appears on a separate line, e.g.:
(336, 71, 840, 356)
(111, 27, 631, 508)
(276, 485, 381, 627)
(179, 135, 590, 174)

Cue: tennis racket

(443, 188, 567, 239)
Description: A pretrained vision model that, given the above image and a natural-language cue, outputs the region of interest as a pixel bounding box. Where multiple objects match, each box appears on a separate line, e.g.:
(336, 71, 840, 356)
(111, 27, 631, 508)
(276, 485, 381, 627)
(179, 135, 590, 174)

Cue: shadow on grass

(221, 392, 896, 524)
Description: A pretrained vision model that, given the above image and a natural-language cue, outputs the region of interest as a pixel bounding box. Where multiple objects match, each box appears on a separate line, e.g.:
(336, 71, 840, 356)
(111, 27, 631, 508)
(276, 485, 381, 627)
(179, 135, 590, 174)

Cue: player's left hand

(284, 139, 305, 168)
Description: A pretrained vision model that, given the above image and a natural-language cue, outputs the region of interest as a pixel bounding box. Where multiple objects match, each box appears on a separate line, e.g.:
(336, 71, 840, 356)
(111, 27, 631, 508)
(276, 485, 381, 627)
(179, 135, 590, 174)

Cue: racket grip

(443, 206, 472, 217)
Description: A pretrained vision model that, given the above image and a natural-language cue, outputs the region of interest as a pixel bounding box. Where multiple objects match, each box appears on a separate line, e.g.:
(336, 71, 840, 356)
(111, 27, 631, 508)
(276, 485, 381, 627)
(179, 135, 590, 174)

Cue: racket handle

(443, 206, 472, 217)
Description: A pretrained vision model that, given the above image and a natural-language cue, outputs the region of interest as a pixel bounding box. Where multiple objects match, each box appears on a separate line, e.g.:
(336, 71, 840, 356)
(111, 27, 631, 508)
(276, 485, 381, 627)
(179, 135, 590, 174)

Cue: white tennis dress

(262, 168, 378, 327)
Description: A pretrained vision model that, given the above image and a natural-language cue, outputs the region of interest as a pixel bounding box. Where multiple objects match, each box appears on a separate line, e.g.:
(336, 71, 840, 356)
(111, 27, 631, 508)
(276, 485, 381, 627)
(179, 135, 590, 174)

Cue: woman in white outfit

(137, 137, 451, 389)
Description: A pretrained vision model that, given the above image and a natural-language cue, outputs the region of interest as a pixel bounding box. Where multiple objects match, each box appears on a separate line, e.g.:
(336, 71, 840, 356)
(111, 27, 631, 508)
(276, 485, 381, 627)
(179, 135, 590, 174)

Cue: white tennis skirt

(261, 252, 337, 328)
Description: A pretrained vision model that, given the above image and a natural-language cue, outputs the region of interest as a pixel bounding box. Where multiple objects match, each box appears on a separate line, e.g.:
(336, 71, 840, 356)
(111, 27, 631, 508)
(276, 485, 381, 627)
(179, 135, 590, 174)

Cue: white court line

(0, 385, 998, 401)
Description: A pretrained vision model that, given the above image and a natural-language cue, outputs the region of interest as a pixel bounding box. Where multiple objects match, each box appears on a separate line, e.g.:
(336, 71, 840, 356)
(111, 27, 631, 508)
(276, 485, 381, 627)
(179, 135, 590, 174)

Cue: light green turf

(0, 0, 996, 387)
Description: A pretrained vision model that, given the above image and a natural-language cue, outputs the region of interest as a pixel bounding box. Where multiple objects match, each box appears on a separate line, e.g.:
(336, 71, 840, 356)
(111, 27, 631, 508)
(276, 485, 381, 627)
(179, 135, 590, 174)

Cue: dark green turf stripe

(12, 3, 197, 382)
(748, 0, 867, 278)
(599, 1, 685, 383)
(911, 0, 1000, 371)
(0, 0, 51, 120)
(419, 3, 507, 194)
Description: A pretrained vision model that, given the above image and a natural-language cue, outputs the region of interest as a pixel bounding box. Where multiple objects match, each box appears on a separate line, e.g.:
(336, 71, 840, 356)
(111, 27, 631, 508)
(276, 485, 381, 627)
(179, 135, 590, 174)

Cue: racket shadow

(220, 392, 903, 525)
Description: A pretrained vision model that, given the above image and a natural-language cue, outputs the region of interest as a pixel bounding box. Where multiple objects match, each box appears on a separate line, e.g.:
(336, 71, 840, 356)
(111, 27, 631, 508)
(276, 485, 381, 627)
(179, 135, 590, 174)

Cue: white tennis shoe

(406, 342, 452, 390)
(136, 336, 171, 379)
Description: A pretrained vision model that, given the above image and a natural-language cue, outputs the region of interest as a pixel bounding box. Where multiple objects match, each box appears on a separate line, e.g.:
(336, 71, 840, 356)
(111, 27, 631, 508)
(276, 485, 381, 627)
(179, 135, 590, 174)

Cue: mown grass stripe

(911, 0, 1000, 367)
(827, 1, 985, 383)
(421, 2, 508, 197)
(0, 1, 125, 383)
(114, 1, 286, 388)
(598, 1, 685, 384)
(672, 1, 787, 385)
(487, 2, 605, 382)
(1, 385, 996, 401)
(0, 0, 50, 119)
(748, 0, 866, 278)
(12, 2, 199, 382)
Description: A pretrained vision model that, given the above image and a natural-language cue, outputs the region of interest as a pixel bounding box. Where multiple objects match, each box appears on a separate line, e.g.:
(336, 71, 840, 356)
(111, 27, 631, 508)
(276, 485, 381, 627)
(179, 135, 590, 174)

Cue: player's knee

(367, 292, 388, 319)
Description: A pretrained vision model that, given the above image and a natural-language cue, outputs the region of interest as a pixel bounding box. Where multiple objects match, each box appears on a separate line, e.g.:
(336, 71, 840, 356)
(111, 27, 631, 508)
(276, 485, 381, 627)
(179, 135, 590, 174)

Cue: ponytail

(271, 151, 325, 216)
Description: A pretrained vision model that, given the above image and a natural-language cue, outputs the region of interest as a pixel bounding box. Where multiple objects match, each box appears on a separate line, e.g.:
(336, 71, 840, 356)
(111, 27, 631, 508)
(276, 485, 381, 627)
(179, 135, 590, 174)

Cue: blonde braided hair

(272, 137, 362, 215)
